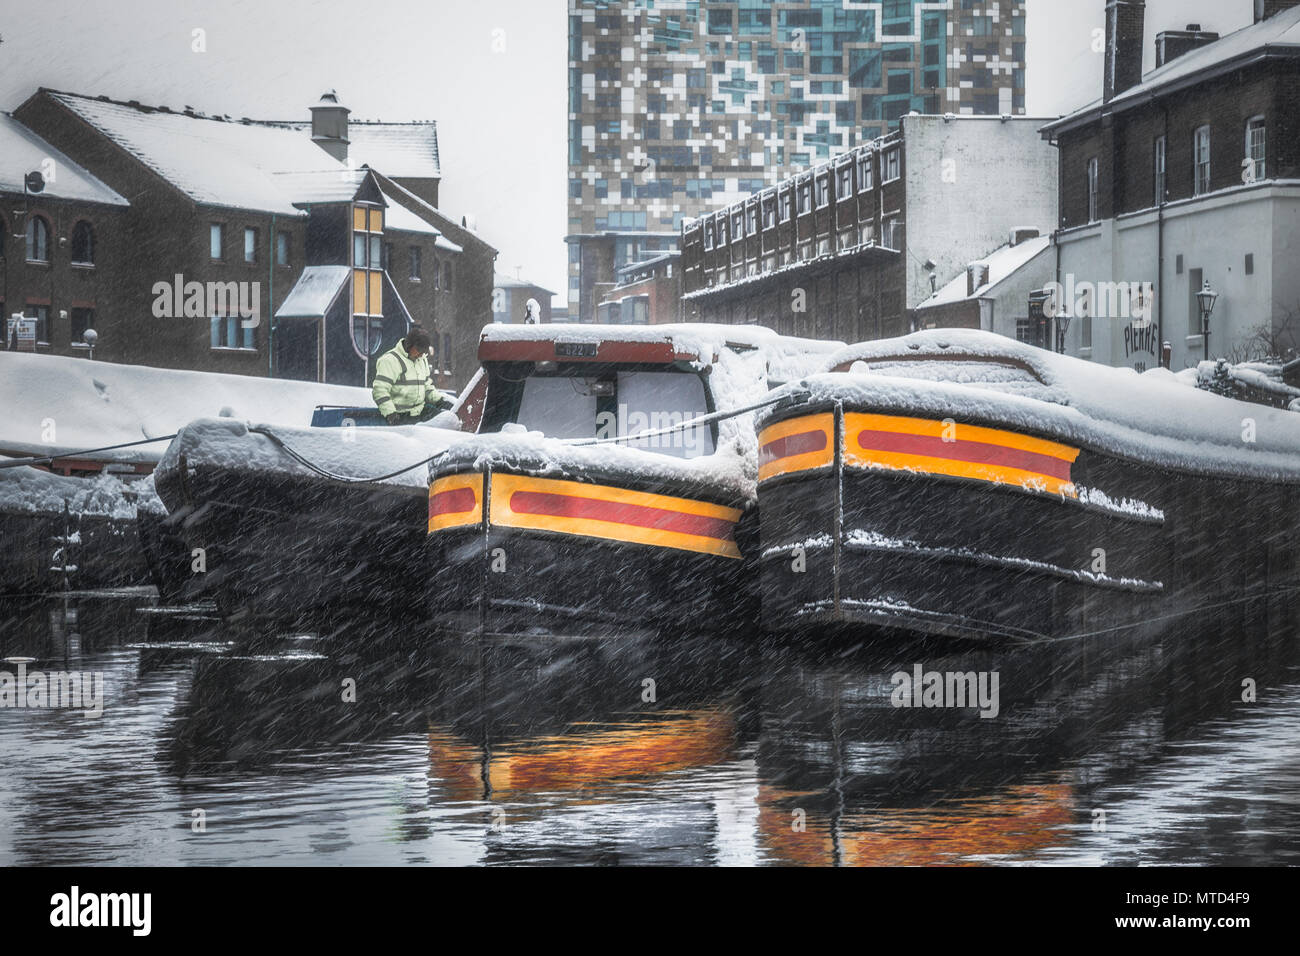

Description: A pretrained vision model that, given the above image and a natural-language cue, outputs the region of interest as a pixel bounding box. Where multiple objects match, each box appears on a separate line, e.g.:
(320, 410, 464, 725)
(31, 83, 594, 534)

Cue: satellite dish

(24, 171, 45, 194)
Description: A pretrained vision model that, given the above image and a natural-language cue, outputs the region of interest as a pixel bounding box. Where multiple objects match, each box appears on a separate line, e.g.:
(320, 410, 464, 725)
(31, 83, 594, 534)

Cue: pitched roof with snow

(46, 91, 349, 215)
(0, 112, 128, 206)
(918, 235, 1052, 309)
(494, 272, 556, 294)
(270, 121, 441, 180)
(1043, 6, 1300, 134)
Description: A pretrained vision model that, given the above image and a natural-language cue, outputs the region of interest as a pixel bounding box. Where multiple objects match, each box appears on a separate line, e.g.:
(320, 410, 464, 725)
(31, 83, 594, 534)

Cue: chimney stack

(1103, 0, 1146, 103)
(1256, 0, 1300, 21)
(1155, 25, 1220, 67)
(310, 89, 350, 163)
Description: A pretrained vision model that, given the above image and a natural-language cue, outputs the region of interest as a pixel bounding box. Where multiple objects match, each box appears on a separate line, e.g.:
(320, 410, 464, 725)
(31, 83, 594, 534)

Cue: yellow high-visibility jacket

(371, 341, 444, 419)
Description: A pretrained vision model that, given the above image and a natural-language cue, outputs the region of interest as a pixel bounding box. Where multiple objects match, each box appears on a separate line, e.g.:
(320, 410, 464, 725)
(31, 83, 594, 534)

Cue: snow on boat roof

(0, 351, 371, 463)
(479, 322, 840, 364)
(775, 329, 1300, 482)
(158, 417, 460, 489)
(275, 265, 352, 319)
(0, 113, 128, 206)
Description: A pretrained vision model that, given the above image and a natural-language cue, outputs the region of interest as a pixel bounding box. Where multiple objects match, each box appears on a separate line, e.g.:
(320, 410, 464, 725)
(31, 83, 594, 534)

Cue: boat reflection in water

(148, 586, 1298, 864)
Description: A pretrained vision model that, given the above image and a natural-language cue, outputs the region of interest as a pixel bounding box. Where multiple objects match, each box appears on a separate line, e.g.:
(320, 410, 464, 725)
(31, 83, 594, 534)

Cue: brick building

(566, 0, 1030, 324)
(1040, 0, 1300, 371)
(492, 272, 556, 324)
(1, 89, 496, 390)
(596, 252, 683, 324)
(679, 114, 1057, 341)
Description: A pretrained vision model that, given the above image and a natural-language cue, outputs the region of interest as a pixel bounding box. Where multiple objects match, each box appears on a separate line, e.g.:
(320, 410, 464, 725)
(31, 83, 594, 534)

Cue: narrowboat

(151, 382, 481, 624)
(425, 324, 840, 637)
(755, 329, 1300, 643)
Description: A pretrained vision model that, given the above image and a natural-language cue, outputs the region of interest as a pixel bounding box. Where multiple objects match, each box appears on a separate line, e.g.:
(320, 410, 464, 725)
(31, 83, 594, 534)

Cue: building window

(779, 191, 793, 222)
(442, 260, 453, 290)
(211, 314, 254, 350)
(815, 173, 830, 208)
(409, 246, 421, 280)
(441, 332, 452, 374)
(1153, 136, 1166, 206)
(70, 221, 95, 265)
(858, 153, 873, 190)
(882, 148, 900, 182)
(26, 216, 50, 263)
(1193, 125, 1211, 196)
(244, 227, 257, 263)
(210, 223, 223, 260)
(797, 180, 812, 214)
(276, 232, 290, 266)
(1246, 116, 1266, 181)
(703, 221, 714, 250)
(837, 164, 853, 199)
(25, 304, 50, 343)
(1086, 157, 1099, 222)
(746, 204, 759, 235)
(732, 210, 745, 239)
(70, 307, 94, 344)
(762, 196, 777, 228)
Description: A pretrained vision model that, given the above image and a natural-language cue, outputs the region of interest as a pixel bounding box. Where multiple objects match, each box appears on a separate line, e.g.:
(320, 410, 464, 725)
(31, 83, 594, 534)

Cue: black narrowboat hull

(757, 404, 1298, 642)
(426, 469, 755, 636)
(0, 508, 150, 595)
(154, 461, 426, 624)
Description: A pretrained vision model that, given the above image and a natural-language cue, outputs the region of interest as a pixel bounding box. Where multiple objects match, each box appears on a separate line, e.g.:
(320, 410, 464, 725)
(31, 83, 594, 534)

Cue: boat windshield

(511, 369, 715, 459)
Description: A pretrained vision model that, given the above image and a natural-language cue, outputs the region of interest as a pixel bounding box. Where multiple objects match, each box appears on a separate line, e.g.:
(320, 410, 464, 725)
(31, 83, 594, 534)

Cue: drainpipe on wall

(268, 211, 276, 377)
(1157, 105, 1167, 367)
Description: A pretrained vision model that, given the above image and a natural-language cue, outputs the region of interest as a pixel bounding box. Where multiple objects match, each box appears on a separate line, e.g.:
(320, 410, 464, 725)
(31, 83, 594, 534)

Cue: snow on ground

(774, 329, 1300, 482)
(0, 352, 371, 463)
(0, 459, 161, 518)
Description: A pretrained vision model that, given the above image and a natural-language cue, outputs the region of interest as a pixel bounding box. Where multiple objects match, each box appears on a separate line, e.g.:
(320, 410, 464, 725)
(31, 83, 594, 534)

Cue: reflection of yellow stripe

(845, 413, 1079, 462)
(490, 474, 743, 558)
(428, 473, 483, 532)
(757, 413, 835, 483)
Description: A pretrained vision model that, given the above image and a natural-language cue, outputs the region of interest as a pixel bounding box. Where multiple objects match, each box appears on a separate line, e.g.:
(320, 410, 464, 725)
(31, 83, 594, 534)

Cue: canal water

(1, 589, 1297, 866)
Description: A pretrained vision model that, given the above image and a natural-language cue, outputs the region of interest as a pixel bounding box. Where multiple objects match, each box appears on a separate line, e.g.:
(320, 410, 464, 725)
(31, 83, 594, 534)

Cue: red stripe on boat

(509, 491, 735, 541)
(759, 429, 828, 464)
(855, 429, 1073, 482)
(429, 487, 477, 518)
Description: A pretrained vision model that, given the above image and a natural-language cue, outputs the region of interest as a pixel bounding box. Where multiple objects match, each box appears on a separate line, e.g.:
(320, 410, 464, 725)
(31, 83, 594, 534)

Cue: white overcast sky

(1, 0, 1253, 307)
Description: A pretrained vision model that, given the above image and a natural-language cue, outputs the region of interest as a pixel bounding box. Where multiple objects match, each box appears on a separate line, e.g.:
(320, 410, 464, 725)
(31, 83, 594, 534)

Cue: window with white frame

(244, 227, 257, 263)
(882, 148, 900, 182)
(837, 164, 853, 199)
(762, 196, 777, 228)
(1246, 116, 1266, 181)
(732, 209, 745, 239)
(797, 179, 812, 214)
(26, 216, 50, 263)
(209, 223, 223, 260)
(1087, 157, 1099, 222)
(211, 314, 254, 350)
(1193, 125, 1211, 196)
(858, 152, 873, 190)
(1153, 135, 1166, 205)
(815, 173, 830, 208)
(779, 191, 793, 222)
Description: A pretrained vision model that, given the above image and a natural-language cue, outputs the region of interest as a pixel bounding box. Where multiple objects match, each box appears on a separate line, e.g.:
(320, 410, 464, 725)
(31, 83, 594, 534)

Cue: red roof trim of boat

(477, 338, 691, 364)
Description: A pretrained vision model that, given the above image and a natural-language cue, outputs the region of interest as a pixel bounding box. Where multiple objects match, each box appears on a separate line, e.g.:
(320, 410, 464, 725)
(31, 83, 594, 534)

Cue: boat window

(514, 376, 601, 439)
(613, 371, 714, 459)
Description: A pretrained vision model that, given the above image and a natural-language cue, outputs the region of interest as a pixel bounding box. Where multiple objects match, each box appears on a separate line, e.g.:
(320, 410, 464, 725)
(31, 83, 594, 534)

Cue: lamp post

(1196, 279, 1219, 362)
(82, 327, 98, 360)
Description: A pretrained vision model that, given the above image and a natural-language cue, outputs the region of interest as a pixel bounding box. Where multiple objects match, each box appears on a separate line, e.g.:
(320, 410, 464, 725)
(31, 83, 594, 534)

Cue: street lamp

(1196, 280, 1219, 361)
(82, 327, 98, 360)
